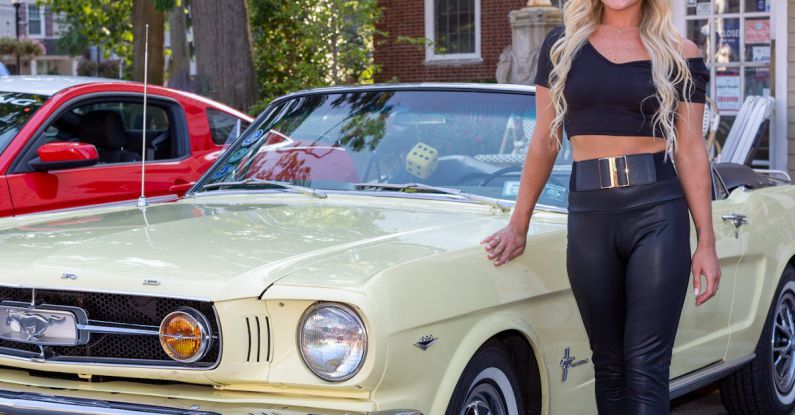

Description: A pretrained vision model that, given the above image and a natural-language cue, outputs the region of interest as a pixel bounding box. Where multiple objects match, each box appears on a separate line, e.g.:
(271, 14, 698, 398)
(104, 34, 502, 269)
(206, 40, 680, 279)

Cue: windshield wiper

(201, 178, 327, 199)
(353, 182, 511, 212)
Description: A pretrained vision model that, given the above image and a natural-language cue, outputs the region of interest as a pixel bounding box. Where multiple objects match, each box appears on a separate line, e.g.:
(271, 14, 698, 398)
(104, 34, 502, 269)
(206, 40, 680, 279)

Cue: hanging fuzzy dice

(406, 142, 439, 179)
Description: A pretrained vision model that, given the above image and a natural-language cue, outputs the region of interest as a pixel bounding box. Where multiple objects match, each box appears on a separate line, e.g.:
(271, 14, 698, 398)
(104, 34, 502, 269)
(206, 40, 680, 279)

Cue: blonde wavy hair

(547, 0, 694, 155)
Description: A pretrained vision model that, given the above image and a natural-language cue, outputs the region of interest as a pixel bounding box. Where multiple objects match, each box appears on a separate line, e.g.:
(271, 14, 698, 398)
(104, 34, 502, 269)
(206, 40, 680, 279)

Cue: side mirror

(30, 142, 99, 172)
(169, 181, 195, 196)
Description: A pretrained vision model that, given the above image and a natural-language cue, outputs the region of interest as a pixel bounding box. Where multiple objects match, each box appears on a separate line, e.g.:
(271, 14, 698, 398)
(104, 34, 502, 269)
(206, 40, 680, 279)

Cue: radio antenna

(137, 24, 150, 209)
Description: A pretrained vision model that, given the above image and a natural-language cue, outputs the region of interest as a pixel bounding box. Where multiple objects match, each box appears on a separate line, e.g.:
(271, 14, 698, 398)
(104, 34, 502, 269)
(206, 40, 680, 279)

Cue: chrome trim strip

(190, 189, 570, 214)
(754, 168, 792, 183)
(274, 82, 536, 104)
(0, 284, 211, 302)
(0, 388, 423, 415)
(0, 343, 219, 371)
(77, 324, 159, 336)
(0, 389, 220, 415)
(669, 354, 755, 399)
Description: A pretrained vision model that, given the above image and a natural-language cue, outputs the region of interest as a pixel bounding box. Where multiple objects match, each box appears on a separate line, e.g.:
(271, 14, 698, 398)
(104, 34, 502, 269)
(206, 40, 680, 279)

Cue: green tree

(249, 0, 381, 112)
(40, 0, 174, 82)
(39, 0, 133, 65)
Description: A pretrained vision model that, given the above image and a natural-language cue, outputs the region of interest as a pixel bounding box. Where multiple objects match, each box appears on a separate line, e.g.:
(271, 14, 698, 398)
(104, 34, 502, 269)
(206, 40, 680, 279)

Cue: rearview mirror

(30, 142, 99, 172)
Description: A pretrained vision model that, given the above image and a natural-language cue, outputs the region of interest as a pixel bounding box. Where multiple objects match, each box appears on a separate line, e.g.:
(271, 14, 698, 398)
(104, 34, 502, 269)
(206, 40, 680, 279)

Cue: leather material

(78, 110, 141, 163)
(566, 179, 691, 415)
(569, 152, 684, 212)
(572, 152, 676, 192)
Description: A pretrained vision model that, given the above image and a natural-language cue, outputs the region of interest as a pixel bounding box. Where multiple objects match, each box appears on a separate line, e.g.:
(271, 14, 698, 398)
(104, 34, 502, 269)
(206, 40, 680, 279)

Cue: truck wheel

(720, 265, 795, 414)
(445, 341, 526, 415)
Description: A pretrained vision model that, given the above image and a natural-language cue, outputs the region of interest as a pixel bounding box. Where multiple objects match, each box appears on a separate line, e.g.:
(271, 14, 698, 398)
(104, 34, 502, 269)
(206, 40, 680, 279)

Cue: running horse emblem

(6, 309, 66, 342)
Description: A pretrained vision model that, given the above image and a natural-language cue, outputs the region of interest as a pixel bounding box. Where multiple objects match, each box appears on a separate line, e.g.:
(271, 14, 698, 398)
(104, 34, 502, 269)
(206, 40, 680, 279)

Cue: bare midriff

(570, 135, 668, 162)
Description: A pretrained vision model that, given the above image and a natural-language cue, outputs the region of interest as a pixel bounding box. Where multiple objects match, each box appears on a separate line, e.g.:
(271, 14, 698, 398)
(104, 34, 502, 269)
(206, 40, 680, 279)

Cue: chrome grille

(0, 287, 220, 368)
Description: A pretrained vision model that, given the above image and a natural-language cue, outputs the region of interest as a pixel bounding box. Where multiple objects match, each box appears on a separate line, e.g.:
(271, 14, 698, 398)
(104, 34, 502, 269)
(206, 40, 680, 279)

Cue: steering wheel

(478, 166, 523, 186)
(475, 166, 568, 188)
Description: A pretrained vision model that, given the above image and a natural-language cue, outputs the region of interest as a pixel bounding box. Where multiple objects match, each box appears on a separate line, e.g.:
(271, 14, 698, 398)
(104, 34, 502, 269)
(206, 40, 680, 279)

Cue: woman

(481, 0, 721, 413)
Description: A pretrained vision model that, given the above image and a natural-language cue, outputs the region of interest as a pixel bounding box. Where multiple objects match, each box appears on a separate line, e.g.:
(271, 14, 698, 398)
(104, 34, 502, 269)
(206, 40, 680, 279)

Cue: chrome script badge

(559, 347, 589, 382)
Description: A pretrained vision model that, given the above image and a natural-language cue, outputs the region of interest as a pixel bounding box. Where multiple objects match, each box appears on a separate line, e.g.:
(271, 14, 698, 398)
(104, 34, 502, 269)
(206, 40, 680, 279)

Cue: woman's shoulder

(681, 38, 702, 59)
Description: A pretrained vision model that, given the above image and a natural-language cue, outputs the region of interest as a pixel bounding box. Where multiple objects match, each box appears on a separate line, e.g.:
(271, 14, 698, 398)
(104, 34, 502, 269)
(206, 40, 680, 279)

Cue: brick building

(376, 0, 794, 176)
(374, 0, 527, 83)
(0, 0, 79, 75)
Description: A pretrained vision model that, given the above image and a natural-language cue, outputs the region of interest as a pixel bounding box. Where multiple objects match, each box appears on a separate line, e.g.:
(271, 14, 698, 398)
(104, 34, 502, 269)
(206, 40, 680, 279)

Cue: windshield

(198, 89, 573, 209)
(0, 92, 46, 154)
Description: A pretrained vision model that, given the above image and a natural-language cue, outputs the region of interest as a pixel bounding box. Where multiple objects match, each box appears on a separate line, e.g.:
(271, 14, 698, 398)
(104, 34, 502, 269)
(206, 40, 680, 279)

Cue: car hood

(0, 194, 563, 301)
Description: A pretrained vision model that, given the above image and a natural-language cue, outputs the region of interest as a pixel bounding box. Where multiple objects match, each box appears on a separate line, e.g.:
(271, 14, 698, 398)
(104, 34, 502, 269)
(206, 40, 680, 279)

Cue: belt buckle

(598, 155, 630, 189)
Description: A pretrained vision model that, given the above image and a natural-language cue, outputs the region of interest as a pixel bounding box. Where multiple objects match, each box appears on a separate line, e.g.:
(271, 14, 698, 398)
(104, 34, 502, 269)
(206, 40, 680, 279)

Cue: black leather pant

(566, 161, 691, 415)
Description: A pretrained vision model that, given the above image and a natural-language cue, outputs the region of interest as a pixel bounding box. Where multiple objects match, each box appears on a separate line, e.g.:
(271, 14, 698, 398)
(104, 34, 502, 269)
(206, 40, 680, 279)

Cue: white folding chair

(715, 96, 774, 165)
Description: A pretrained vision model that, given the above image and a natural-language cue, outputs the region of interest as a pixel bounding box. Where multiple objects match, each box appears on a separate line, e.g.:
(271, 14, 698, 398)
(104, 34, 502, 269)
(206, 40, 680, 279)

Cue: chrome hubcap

(462, 382, 507, 415)
(772, 290, 795, 395)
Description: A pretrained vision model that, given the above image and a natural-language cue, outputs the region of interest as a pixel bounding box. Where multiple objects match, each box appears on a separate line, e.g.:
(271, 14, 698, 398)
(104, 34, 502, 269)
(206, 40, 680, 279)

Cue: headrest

(78, 110, 128, 150)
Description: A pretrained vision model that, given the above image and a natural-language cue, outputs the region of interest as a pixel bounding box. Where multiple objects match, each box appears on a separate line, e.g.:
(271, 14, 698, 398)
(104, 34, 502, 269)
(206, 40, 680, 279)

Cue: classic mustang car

(0, 84, 793, 415)
(0, 75, 252, 217)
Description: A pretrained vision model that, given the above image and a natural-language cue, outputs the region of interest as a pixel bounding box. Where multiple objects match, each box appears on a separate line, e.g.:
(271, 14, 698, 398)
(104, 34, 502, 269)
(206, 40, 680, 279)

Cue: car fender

(425, 309, 549, 414)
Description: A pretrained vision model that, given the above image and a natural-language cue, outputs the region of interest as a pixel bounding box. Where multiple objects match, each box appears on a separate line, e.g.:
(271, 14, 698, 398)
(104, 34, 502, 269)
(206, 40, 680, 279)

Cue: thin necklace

(605, 24, 636, 36)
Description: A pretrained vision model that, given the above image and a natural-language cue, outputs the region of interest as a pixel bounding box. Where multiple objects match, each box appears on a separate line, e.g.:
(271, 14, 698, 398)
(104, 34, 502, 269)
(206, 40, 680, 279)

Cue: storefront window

(715, 67, 742, 111)
(744, 66, 770, 97)
(745, 0, 770, 12)
(686, 19, 711, 58)
(684, 0, 773, 166)
(684, 0, 772, 112)
(716, 0, 740, 14)
(715, 17, 741, 63)
(744, 17, 771, 62)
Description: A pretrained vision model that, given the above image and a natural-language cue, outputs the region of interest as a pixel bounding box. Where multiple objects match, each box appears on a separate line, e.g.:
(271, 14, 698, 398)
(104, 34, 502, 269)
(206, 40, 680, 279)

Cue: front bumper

(0, 389, 216, 415)
(0, 388, 422, 415)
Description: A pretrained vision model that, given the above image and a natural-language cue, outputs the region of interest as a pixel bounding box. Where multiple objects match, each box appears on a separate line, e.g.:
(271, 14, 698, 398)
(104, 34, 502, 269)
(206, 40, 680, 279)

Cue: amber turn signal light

(159, 308, 211, 363)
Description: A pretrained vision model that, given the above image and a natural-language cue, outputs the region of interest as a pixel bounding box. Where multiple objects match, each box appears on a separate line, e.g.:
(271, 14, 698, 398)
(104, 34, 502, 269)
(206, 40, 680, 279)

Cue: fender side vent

(244, 316, 271, 363)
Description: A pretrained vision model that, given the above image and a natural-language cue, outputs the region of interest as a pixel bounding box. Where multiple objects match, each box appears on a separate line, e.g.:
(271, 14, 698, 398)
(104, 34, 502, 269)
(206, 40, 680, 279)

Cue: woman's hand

(692, 243, 721, 306)
(481, 222, 528, 266)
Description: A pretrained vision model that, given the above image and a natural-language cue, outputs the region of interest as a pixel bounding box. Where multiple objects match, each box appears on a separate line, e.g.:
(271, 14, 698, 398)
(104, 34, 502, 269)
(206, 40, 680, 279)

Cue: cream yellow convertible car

(0, 84, 793, 415)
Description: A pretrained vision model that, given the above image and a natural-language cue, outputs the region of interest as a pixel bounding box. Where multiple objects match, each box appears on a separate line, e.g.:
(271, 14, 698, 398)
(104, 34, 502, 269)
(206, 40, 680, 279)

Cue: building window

(684, 0, 773, 166)
(424, 0, 481, 63)
(27, 4, 43, 37)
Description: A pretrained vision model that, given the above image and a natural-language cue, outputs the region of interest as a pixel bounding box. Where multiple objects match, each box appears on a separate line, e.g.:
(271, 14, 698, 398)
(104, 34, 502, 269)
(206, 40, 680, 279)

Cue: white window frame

(424, 0, 482, 64)
(679, 0, 777, 169)
(26, 4, 44, 38)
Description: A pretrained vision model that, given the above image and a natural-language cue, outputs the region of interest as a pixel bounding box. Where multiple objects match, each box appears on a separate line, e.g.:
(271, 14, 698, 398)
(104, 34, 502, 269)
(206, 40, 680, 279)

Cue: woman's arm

(482, 86, 560, 266)
(673, 43, 721, 306)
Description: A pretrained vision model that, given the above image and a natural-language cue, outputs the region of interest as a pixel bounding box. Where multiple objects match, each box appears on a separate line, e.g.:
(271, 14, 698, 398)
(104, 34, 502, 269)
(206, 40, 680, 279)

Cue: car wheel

(720, 265, 795, 415)
(445, 341, 526, 415)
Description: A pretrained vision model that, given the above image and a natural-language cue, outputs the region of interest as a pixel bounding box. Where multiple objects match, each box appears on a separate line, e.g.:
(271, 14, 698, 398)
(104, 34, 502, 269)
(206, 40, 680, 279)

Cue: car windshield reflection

(198, 89, 573, 210)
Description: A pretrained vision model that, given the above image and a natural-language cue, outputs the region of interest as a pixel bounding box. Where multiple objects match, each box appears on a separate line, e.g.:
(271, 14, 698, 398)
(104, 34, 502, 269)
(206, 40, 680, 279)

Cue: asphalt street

(670, 385, 728, 414)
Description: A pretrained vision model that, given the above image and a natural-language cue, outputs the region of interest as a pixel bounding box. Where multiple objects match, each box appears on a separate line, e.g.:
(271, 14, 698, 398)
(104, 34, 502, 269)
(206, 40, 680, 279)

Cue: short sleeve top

(534, 26, 710, 138)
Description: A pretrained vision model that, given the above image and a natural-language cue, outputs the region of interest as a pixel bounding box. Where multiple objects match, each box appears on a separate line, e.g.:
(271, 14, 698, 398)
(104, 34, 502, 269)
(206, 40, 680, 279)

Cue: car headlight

(298, 302, 367, 382)
(159, 308, 212, 363)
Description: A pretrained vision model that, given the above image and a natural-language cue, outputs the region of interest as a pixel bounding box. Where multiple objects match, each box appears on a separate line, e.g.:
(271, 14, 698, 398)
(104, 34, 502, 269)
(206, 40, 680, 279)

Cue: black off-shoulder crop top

(534, 26, 710, 138)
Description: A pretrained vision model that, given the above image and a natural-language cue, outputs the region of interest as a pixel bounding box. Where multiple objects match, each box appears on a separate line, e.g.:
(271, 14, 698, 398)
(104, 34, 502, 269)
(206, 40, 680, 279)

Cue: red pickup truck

(0, 76, 253, 217)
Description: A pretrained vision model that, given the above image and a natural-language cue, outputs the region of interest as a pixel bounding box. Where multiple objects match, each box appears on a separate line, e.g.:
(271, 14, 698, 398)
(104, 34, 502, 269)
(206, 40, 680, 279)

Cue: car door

(0, 177, 12, 217)
(670, 166, 743, 377)
(5, 95, 196, 215)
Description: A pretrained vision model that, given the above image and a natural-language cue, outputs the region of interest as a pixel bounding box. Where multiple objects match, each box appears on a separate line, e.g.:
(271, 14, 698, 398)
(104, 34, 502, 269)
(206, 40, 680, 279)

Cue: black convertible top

(713, 163, 781, 192)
